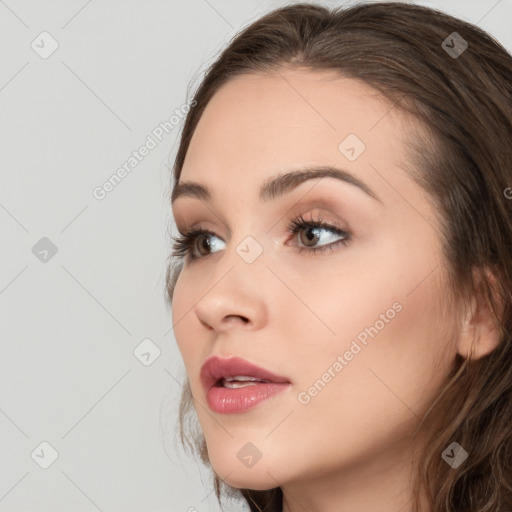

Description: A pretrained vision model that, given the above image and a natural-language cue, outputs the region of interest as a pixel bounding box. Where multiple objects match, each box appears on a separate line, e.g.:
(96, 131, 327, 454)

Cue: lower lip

(206, 382, 291, 414)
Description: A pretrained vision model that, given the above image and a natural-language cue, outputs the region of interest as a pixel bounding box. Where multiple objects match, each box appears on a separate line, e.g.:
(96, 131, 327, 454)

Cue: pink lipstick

(200, 356, 291, 414)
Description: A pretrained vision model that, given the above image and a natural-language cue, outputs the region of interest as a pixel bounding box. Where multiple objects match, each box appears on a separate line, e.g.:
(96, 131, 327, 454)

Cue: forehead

(180, 68, 414, 199)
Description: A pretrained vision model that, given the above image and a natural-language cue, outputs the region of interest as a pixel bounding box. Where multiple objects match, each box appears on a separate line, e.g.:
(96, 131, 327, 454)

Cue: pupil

(199, 236, 210, 255)
(303, 227, 319, 246)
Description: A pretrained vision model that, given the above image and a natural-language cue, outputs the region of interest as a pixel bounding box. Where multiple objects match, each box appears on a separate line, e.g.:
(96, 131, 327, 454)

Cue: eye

(171, 213, 351, 263)
(286, 212, 351, 255)
(171, 228, 225, 261)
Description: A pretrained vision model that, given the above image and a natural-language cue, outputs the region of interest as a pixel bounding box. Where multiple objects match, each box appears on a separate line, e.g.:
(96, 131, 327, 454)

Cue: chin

(208, 452, 284, 490)
(219, 471, 279, 491)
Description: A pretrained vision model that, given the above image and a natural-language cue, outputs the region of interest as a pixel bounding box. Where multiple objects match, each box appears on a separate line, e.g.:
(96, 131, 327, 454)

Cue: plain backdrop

(1, 0, 511, 511)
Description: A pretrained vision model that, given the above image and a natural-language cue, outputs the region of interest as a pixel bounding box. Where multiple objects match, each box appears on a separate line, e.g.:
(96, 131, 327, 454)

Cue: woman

(165, 2, 512, 511)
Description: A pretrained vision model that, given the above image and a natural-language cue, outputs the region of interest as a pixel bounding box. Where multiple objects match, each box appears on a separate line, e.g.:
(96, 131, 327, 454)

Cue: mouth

(200, 355, 291, 391)
(200, 356, 291, 414)
(215, 376, 272, 388)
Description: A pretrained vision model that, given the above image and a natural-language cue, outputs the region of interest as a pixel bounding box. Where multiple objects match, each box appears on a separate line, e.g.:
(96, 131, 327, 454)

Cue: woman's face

(171, 68, 458, 493)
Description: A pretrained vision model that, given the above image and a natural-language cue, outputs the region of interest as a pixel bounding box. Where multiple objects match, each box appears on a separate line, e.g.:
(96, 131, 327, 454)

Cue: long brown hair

(164, 3, 512, 511)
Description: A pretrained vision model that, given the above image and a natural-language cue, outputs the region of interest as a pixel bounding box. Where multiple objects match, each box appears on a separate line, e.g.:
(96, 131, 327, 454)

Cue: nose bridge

(212, 207, 269, 273)
(213, 229, 268, 291)
(193, 227, 271, 331)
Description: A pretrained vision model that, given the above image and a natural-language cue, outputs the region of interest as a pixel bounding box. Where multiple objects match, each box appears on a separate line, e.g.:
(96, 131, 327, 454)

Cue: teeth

(223, 381, 261, 389)
(221, 375, 270, 389)
(223, 375, 269, 382)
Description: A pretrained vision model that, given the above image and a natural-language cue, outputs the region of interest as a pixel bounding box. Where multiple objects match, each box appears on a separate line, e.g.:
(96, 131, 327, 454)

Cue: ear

(457, 267, 504, 360)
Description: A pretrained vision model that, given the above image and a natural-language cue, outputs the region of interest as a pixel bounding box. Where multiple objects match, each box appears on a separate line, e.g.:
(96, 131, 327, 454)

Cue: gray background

(1, 0, 510, 511)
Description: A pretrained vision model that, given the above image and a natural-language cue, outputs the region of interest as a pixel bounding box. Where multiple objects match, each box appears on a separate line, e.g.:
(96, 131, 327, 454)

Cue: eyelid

(173, 207, 231, 239)
(177, 222, 226, 240)
(176, 208, 351, 240)
(286, 207, 351, 232)
(174, 194, 353, 234)
(172, 210, 353, 264)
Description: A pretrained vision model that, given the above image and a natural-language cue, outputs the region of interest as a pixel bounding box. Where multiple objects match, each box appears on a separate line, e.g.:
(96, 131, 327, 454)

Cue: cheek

(170, 270, 201, 368)
(307, 274, 450, 420)
(260, 276, 452, 478)
(285, 233, 452, 420)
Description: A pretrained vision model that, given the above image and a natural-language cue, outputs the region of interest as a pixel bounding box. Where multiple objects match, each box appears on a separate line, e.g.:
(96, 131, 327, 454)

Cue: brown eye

(195, 234, 214, 256)
(287, 213, 352, 255)
(171, 228, 225, 262)
(298, 226, 322, 247)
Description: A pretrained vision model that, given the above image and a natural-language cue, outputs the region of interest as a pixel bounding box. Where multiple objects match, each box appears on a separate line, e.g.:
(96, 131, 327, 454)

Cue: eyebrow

(170, 166, 382, 205)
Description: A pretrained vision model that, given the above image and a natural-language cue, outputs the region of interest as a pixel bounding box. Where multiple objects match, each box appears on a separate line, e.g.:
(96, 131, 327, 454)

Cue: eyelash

(171, 212, 352, 263)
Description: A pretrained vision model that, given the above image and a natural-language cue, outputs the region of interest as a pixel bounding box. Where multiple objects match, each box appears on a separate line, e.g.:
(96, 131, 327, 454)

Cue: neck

(281, 436, 431, 512)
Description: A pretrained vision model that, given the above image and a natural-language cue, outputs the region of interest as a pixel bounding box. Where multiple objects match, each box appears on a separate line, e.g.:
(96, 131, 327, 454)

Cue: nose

(193, 246, 269, 333)
(197, 310, 251, 332)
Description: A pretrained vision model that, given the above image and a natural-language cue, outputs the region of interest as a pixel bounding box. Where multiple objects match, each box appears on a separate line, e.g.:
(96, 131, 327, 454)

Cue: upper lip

(200, 355, 290, 391)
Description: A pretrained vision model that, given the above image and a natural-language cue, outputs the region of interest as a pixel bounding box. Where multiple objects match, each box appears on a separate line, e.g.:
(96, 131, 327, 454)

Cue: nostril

(199, 318, 215, 331)
(225, 315, 250, 324)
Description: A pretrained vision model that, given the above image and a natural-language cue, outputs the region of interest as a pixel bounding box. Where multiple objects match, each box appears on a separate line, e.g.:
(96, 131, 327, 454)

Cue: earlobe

(456, 268, 504, 361)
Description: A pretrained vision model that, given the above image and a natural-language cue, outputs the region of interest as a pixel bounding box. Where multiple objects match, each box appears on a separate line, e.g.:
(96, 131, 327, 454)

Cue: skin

(170, 68, 484, 512)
